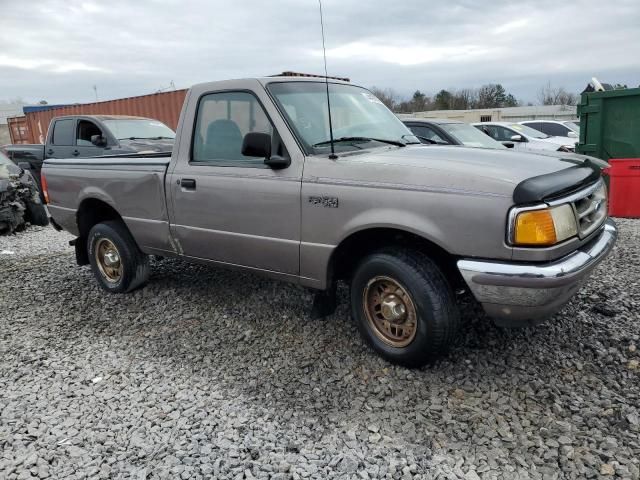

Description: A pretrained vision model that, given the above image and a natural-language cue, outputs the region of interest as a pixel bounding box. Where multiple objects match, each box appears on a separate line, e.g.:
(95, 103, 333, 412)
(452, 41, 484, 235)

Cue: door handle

(47, 149, 54, 155)
(180, 178, 196, 190)
(71, 150, 80, 157)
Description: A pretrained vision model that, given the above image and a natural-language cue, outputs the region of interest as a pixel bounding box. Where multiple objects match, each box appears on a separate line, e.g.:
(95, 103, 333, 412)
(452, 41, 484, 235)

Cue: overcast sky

(1, 0, 638, 105)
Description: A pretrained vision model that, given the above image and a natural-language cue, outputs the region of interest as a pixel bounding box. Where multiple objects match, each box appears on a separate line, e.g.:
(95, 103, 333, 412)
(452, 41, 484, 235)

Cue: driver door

(168, 90, 302, 276)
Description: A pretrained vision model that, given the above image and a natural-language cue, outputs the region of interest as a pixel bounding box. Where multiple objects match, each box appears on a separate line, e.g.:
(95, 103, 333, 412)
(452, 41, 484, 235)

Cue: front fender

(339, 208, 448, 252)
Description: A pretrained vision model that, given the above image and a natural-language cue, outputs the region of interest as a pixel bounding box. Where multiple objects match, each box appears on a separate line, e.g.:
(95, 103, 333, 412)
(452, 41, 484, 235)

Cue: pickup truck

(41, 76, 617, 366)
(2, 114, 175, 188)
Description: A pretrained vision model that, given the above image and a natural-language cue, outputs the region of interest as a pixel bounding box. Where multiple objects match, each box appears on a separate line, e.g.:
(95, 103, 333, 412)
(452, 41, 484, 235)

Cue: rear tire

(87, 220, 150, 293)
(24, 198, 49, 227)
(350, 248, 460, 367)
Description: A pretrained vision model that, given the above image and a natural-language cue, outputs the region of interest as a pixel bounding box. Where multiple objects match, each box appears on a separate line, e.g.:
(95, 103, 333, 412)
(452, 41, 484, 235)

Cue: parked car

(0, 151, 48, 234)
(473, 122, 577, 152)
(405, 119, 608, 169)
(519, 120, 580, 138)
(41, 76, 616, 367)
(402, 118, 510, 149)
(1, 115, 175, 188)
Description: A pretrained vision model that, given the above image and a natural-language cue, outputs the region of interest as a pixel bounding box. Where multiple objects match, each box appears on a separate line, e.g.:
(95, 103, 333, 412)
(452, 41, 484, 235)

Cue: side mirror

(510, 134, 524, 142)
(91, 134, 107, 147)
(567, 131, 578, 138)
(264, 155, 291, 169)
(241, 132, 291, 169)
(502, 142, 515, 149)
(17, 161, 32, 170)
(242, 132, 271, 158)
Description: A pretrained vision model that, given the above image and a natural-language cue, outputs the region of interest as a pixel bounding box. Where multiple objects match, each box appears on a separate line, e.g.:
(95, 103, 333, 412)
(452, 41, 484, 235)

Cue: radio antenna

(318, 0, 337, 159)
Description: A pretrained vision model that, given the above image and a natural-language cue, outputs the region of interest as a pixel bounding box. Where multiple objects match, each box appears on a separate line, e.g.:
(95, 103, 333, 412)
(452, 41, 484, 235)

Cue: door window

(192, 91, 274, 167)
(51, 119, 75, 146)
(479, 125, 514, 141)
(408, 125, 448, 144)
(544, 122, 570, 137)
(521, 122, 542, 133)
(76, 120, 103, 146)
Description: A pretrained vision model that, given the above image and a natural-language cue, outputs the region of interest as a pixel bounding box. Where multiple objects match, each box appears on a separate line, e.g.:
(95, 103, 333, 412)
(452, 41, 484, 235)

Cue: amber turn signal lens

(40, 172, 50, 204)
(514, 210, 557, 246)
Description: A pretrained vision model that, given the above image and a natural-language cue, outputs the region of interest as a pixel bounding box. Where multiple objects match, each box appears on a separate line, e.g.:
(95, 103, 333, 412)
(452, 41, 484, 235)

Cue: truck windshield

(103, 119, 176, 140)
(439, 123, 506, 149)
(267, 82, 419, 154)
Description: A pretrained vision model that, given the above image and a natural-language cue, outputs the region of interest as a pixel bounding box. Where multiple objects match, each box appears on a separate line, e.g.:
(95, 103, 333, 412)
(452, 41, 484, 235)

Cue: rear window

(52, 119, 75, 146)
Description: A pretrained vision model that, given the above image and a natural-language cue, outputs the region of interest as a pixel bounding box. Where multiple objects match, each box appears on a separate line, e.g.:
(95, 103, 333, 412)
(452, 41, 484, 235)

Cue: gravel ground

(1, 221, 639, 480)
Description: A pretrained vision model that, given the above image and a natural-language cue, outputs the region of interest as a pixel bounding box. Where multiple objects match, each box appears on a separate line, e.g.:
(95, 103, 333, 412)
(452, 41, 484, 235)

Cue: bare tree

(452, 88, 477, 109)
(371, 83, 519, 113)
(475, 84, 513, 109)
(396, 90, 433, 113)
(537, 82, 578, 106)
(369, 87, 400, 111)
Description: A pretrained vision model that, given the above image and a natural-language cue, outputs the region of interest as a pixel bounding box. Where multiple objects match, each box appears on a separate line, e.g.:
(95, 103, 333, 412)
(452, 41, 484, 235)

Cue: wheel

(87, 220, 150, 293)
(24, 198, 49, 226)
(350, 248, 460, 367)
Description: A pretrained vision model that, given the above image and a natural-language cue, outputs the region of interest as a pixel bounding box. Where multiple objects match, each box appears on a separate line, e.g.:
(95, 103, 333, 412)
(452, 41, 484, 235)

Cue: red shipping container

(9, 89, 188, 144)
(607, 158, 640, 218)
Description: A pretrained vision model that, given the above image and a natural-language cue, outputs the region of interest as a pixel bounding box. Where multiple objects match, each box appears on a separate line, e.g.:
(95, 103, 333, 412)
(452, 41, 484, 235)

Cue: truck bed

(43, 155, 174, 254)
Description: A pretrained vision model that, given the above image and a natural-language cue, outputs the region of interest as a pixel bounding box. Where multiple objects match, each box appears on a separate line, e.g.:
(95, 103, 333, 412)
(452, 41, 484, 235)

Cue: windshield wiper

(413, 135, 438, 145)
(313, 136, 406, 148)
(118, 136, 175, 140)
(401, 134, 422, 145)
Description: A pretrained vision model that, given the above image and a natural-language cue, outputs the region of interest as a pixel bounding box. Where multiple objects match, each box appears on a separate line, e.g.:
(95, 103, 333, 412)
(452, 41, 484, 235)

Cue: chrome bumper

(457, 219, 617, 327)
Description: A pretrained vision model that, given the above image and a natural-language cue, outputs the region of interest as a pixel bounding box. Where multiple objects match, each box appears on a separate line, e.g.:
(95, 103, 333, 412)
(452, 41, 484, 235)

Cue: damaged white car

(0, 151, 48, 234)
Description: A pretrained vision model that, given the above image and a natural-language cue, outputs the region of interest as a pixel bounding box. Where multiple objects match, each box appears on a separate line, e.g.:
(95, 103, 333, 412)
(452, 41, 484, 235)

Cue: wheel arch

(326, 226, 463, 290)
(74, 198, 127, 265)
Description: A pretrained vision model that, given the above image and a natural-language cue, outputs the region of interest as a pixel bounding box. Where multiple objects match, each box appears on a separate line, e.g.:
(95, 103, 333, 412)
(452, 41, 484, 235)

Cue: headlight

(511, 204, 578, 246)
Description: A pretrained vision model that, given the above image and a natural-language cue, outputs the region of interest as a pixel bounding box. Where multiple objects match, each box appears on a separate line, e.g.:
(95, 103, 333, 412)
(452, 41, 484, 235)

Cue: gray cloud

(0, 0, 638, 104)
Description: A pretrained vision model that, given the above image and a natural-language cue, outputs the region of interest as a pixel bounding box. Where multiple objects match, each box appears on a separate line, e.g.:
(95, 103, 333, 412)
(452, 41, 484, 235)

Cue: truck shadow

(98, 258, 584, 406)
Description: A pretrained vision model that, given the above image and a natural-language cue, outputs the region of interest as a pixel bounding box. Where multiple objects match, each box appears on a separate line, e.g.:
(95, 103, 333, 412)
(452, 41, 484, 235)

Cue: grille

(571, 180, 608, 239)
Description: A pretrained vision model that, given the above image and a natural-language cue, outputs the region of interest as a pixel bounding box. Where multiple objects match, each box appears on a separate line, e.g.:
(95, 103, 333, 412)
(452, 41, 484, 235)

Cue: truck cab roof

(52, 114, 156, 121)
(190, 75, 352, 93)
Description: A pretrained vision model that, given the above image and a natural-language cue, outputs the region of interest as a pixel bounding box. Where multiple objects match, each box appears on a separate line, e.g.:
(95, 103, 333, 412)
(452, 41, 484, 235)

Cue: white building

(399, 104, 578, 123)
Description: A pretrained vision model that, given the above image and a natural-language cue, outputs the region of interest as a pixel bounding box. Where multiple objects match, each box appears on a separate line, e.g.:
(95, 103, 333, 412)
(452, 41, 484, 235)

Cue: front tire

(87, 220, 150, 293)
(350, 248, 460, 367)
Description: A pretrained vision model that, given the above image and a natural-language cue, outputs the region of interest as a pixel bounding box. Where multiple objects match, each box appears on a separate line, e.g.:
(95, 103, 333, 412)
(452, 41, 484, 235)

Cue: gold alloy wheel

(362, 275, 418, 347)
(95, 238, 123, 283)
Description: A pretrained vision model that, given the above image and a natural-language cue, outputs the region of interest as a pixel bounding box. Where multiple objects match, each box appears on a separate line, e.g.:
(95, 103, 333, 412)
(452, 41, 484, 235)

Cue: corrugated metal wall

(7, 117, 30, 144)
(11, 89, 187, 144)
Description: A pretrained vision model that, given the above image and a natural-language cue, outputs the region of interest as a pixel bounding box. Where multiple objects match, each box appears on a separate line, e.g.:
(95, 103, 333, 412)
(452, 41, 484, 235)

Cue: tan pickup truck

(41, 76, 617, 366)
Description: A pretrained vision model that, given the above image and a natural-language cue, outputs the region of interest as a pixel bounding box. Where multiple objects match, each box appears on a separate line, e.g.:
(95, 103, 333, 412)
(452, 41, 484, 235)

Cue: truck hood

(118, 138, 174, 153)
(527, 150, 609, 169)
(338, 145, 599, 200)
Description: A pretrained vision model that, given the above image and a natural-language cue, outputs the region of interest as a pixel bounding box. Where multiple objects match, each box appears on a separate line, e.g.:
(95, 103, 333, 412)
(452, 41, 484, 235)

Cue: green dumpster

(576, 87, 640, 161)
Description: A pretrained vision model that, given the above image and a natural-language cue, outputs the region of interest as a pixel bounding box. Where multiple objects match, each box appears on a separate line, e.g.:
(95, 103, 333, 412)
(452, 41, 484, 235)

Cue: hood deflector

(513, 159, 601, 204)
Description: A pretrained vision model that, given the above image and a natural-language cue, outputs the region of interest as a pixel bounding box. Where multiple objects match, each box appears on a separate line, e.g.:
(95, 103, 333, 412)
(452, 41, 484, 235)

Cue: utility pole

(93, 85, 98, 102)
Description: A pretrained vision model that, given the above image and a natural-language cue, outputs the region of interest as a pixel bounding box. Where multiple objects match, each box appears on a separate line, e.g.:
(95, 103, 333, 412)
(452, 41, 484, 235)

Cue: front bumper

(457, 219, 617, 327)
